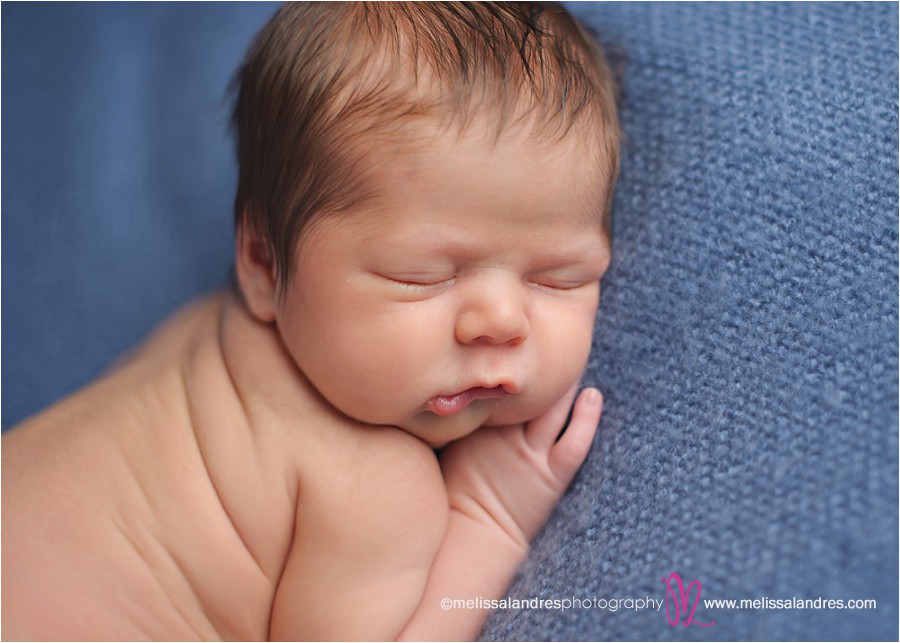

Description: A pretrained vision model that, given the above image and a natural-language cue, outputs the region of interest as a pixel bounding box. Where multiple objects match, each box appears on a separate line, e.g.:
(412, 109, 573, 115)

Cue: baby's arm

(398, 386, 602, 641)
(268, 431, 450, 641)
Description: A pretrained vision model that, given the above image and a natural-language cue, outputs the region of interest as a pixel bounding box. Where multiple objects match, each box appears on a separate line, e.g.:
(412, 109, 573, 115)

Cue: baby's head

(232, 2, 620, 446)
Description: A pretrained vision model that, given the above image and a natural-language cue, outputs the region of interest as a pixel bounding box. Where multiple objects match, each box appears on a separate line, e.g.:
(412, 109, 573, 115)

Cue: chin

(399, 407, 485, 447)
(483, 404, 545, 427)
(423, 424, 478, 450)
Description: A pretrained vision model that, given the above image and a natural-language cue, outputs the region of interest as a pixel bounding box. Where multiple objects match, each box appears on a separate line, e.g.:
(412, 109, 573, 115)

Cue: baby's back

(2, 296, 280, 639)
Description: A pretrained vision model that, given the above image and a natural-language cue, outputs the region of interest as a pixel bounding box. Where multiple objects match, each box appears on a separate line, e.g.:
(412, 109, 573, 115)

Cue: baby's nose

(454, 274, 530, 346)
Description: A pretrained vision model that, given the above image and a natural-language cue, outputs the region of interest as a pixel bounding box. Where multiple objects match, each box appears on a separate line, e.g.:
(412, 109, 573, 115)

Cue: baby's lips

(426, 385, 511, 416)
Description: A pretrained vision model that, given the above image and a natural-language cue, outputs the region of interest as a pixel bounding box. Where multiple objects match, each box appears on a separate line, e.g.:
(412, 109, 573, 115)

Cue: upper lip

(442, 382, 518, 397)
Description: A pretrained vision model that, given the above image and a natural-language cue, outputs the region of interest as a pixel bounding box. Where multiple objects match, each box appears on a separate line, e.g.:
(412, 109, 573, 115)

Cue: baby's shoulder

(286, 420, 449, 591)
(298, 420, 447, 512)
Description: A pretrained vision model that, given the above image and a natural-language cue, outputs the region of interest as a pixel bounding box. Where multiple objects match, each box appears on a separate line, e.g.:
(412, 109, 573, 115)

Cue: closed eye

(528, 272, 601, 291)
(529, 279, 596, 292)
(376, 273, 456, 289)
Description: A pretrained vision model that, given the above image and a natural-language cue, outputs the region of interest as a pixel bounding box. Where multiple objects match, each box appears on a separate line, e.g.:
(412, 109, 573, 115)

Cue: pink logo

(661, 572, 714, 627)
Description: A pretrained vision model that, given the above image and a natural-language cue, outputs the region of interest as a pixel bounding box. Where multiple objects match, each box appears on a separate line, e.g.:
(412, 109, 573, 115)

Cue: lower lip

(426, 386, 509, 416)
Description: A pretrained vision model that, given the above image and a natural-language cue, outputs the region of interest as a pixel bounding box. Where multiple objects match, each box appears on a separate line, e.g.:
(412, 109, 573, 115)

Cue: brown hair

(231, 2, 620, 291)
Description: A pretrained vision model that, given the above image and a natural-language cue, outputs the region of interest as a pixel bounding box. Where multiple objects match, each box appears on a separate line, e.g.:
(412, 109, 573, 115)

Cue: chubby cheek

(347, 316, 432, 391)
(517, 301, 597, 418)
(278, 293, 448, 424)
(563, 303, 599, 380)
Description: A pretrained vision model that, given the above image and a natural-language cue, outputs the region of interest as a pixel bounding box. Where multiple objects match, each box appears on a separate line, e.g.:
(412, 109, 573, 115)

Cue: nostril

(467, 333, 524, 346)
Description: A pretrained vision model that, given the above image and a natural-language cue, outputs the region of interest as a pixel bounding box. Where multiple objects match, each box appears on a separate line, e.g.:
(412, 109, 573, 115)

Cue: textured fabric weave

(3, 3, 897, 641)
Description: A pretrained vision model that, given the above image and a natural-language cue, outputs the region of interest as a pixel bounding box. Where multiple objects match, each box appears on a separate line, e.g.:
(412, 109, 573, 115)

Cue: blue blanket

(3, 3, 897, 640)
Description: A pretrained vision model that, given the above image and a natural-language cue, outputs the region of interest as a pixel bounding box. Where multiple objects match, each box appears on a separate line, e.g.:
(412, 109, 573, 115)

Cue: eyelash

(383, 276, 456, 289)
(377, 271, 597, 293)
(528, 279, 592, 292)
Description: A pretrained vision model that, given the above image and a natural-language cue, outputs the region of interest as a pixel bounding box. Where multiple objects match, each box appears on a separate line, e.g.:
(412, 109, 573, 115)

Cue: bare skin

(2, 293, 601, 641)
(4, 118, 609, 641)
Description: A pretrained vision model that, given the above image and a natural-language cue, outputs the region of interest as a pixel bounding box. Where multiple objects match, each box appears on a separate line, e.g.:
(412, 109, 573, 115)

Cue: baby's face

(275, 120, 611, 447)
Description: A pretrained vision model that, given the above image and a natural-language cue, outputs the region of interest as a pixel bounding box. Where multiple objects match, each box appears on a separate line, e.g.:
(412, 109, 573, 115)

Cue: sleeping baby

(2, 2, 620, 640)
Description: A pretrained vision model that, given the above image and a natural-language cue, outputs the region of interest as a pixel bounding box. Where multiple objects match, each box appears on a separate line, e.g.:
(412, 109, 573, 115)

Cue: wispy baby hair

(231, 1, 620, 291)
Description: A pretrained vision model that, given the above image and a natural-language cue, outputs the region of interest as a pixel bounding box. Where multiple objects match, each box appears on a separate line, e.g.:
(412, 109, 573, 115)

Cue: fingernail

(584, 387, 602, 406)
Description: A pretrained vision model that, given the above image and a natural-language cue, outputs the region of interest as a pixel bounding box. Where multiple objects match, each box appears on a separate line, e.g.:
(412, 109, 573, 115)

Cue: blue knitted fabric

(3, 3, 897, 641)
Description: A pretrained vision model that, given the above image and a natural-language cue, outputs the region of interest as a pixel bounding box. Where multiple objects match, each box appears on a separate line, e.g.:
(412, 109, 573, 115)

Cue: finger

(524, 382, 579, 452)
(548, 387, 602, 484)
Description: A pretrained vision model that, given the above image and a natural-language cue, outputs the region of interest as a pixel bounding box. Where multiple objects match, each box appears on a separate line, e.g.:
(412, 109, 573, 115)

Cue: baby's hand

(395, 386, 601, 640)
(440, 385, 602, 550)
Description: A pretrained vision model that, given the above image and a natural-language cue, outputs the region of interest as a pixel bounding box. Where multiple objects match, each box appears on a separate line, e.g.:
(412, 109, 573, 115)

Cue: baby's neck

(213, 292, 349, 436)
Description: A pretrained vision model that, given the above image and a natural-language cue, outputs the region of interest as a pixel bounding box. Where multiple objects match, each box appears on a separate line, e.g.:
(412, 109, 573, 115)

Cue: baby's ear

(235, 217, 278, 323)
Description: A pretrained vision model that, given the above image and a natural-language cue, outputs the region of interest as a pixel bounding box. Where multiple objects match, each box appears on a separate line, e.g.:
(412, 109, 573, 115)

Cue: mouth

(426, 384, 513, 417)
